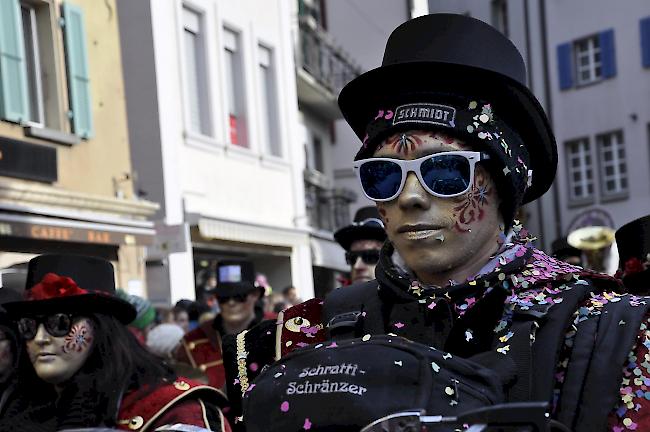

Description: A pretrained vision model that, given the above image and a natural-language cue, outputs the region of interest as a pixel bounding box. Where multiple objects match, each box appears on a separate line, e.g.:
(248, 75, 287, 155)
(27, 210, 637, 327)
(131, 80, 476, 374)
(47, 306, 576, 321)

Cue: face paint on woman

(26, 317, 94, 385)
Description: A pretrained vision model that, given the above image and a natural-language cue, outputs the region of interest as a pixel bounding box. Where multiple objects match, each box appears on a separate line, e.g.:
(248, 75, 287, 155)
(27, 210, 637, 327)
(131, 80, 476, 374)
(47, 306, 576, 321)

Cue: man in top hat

(334, 206, 387, 285)
(176, 260, 263, 389)
(222, 14, 650, 432)
(616, 215, 650, 295)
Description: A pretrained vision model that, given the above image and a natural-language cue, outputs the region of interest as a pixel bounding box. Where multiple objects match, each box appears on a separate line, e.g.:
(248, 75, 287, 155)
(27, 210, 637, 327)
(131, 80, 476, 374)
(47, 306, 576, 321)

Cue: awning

(196, 216, 309, 248)
(310, 236, 348, 272)
(0, 212, 155, 246)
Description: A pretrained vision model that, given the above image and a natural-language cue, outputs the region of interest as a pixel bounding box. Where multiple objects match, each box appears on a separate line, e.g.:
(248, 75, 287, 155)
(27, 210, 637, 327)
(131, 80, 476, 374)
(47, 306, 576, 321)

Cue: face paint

(26, 317, 94, 385)
(373, 130, 503, 286)
(384, 132, 424, 156)
(453, 167, 492, 233)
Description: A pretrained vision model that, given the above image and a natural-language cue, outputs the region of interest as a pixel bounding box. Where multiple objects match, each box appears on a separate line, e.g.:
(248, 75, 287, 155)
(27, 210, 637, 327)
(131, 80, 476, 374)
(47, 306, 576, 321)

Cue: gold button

(128, 416, 144, 430)
(199, 364, 207, 371)
(285, 317, 310, 333)
(174, 380, 190, 391)
(188, 342, 196, 350)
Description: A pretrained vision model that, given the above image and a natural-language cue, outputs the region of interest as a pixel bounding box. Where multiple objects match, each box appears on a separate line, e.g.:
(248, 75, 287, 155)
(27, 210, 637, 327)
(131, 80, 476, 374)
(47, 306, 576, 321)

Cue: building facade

(425, 0, 650, 252)
(118, 0, 315, 304)
(0, 0, 156, 293)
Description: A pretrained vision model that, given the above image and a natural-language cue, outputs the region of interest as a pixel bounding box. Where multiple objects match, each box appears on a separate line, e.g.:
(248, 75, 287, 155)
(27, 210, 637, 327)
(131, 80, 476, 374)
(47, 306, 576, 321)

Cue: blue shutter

(0, 0, 29, 123)
(641, 17, 650, 68)
(557, 42, 573, 90)
(62, 2, 93, 138)
(599, 29, 616, 78)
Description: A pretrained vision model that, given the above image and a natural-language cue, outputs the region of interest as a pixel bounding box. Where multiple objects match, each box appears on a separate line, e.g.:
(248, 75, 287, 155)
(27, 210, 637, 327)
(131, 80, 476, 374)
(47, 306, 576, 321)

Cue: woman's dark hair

(76, 312, 176, 424)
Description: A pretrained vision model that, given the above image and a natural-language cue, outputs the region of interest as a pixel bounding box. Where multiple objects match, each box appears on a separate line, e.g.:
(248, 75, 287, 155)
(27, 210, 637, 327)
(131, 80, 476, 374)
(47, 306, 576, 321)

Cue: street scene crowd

(1, 1, 650, 432)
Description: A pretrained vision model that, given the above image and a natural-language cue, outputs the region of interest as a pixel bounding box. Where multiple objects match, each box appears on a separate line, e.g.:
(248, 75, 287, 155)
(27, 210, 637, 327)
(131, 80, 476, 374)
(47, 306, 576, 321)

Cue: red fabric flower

(29, 273, 88, 300)
(624, 257, 647, 275)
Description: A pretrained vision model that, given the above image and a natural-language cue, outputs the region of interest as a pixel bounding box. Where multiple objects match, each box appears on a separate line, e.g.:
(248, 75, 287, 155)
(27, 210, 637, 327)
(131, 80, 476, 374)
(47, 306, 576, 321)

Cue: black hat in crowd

(3, 254, 136, 324)
(211, 260, 261, 298)
(334, 206, 387, 251)
(338, 14, 557, 228)
(551, 237, 582, 261)
(615, 215, 650, 290)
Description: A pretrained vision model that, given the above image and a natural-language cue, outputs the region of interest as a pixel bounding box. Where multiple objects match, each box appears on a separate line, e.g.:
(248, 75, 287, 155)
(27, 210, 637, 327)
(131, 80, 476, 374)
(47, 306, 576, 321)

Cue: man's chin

(352, 276, 373, 284)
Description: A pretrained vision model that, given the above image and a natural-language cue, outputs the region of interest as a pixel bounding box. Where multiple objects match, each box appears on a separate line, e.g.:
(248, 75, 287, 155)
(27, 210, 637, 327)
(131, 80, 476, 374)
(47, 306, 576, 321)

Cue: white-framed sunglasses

(353, 151, 490, 202)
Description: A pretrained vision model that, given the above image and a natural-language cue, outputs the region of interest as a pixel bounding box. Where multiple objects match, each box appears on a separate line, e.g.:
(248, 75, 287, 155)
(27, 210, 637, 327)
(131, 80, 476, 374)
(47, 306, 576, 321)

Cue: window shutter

(600, 29, 616, 78)
(62, 2, 93, 138)
(641, 17, 650, 68)
(556, 42, 573, 90)
(0, 0, 29, 123)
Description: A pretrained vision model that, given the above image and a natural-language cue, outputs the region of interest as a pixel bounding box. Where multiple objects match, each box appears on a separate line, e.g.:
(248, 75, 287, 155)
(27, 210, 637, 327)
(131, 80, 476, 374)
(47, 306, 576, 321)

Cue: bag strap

(323, 280, 387, 340)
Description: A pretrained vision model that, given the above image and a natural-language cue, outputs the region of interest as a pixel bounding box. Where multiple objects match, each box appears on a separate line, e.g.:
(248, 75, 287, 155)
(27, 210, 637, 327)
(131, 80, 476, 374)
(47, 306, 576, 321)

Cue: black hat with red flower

(615, 215, 650, 291)
(3, 254, 136, 323)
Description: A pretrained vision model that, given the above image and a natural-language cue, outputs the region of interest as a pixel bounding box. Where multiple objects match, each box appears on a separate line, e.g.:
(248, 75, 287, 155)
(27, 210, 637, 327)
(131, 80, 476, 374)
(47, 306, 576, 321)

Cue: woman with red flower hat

(1, 254, 231, 432)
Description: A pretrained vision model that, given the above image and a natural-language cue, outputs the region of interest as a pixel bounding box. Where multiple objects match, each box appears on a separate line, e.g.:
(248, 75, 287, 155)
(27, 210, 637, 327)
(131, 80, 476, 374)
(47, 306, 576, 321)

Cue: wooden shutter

(641, 17, 650, 68)
(0, 0, 29, 123)
(62, 2, 93, 138)
(599, 29, 616, 79)
(556, 42, 573, 90)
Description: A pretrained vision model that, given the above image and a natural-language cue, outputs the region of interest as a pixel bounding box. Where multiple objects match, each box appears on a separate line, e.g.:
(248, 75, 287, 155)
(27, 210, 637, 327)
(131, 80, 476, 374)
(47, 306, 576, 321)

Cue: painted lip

(36, 352, 56, 359)
(397, 223, 445, 233)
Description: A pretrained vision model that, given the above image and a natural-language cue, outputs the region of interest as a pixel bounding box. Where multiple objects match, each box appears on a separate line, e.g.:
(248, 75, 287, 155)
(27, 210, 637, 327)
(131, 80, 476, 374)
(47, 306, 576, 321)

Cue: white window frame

(181, 4, 213, 138)
(257, 43, 282, 158)
(20, 1, 45, 127)
(223, 26, 248, 149)
(574, 35, 602, 86)
(566, 138, 594, 205)
(597, 130, 628, 200)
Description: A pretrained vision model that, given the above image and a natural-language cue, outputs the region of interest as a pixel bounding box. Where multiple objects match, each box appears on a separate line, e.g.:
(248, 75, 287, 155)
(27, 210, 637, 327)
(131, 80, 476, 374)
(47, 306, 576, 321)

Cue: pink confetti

(303, 418, 312, 430)
(394, 322, 405, 329)
(250, 362, 259, 372)
(326, 342, 338, 348)
(427, 302, 437, 310)
(280, 401, 290, 412)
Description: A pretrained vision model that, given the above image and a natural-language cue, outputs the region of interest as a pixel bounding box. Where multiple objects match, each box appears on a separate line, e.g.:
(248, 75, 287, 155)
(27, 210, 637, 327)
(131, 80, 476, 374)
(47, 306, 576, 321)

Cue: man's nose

(353, 256, 366, 269)
(397, 172, 430, 210)
(33, 324, 50, 345)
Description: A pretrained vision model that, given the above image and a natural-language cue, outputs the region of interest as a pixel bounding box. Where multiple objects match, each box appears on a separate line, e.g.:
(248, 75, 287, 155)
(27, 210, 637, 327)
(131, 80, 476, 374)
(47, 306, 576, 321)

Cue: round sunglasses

(353, 151, 490, 202)
(17, 313, 76, 340)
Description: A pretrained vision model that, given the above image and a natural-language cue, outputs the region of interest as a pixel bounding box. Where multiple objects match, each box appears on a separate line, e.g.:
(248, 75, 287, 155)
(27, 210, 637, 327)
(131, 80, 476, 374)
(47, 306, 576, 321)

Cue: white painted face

(0, 329, 14, 384)
(25, 317, 94, 385)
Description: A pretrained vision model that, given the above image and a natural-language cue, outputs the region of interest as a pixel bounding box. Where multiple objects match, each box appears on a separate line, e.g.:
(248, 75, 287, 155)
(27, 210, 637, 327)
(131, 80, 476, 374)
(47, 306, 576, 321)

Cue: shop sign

(0, 221, 151, 245)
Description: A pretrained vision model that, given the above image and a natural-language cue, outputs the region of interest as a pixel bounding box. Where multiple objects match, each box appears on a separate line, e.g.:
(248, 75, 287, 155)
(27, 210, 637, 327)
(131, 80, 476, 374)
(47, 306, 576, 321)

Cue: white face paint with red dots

(26, 317, 94, 385)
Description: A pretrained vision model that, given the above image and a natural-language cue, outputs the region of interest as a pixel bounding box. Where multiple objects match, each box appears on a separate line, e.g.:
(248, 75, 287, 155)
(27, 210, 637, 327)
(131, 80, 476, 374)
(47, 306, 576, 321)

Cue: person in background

(172, 303, 191, 333)
(0, 288, 22, 416)
(2, 254, 229, 431)
(334, 206, 388, 284)
(117, 289, 156, 345)
(175, 260, 263, 389)
(551, 237, 583, 267)
(281, 285, 301, 306)
(615, 215, 650, 295)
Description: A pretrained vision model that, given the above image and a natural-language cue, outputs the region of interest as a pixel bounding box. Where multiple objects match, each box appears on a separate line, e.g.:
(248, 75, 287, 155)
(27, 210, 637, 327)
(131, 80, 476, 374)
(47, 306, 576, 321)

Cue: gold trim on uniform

(198, 359, 223, 371)
(117, 415, 144, 430)
(188, 338, 210, 350)
(236, 330, 250, 396)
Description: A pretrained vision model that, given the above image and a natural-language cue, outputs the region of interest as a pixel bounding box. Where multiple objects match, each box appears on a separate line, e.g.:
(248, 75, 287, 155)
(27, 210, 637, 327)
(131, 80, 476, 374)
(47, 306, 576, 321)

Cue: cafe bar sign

(0, 220, 152, 246)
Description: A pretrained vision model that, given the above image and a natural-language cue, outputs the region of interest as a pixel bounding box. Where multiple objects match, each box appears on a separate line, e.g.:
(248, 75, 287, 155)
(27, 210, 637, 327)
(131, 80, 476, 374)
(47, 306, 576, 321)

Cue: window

(313, 136, 324, 173)
(566, 138, 594, 203)
(641, 17, 650, 68)
(491, 0, 508, 37)
(20, 2, 44, 126)
(574, 35, 601, 85)
(557, 30, 616, 90)
(597, 130, 627, 198)
(183, 6, 211, 136)
(258, 45, 281, 157)
(223, 28, 247, 147)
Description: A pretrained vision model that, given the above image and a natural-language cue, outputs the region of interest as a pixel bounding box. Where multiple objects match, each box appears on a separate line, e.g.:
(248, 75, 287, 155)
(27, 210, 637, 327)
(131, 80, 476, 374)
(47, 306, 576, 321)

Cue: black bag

(242, 334, 509, 432)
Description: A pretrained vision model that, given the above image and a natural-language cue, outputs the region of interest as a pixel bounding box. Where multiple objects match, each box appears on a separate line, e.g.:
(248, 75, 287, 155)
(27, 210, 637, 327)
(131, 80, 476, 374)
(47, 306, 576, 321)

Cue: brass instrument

(567, 226, 616, 272)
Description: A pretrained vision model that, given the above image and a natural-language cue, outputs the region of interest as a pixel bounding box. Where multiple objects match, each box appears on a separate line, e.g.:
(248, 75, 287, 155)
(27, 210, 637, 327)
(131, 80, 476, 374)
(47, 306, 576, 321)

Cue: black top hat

(334, 206, 387, 252)
(338, 14, 557, 226)
(615, 215, 650, 290)
(3, 254, 136, 324)
(212, 260, 260, 297)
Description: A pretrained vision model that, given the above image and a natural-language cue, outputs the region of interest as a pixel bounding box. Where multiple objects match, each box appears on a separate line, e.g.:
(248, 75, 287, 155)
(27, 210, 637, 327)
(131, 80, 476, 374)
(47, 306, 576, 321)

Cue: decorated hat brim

(334, 225, 387, 251)
(3, 293, 137, 324)
(338, 61, 557, 203)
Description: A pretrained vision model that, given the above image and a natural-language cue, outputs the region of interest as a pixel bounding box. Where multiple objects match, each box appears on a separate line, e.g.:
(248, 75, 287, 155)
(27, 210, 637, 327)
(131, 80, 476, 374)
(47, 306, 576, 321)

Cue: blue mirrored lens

(359, 160, 402, 200)
(420, 155, 471, 195)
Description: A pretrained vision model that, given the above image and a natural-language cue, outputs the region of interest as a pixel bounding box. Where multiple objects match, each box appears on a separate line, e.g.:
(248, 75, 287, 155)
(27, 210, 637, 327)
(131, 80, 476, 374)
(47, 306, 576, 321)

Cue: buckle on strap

(327, 311, 363, 339)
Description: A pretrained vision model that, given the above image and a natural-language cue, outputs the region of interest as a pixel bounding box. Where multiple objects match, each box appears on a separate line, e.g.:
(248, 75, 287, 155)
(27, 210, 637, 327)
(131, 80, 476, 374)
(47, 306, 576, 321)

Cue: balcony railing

(304, 173, 356, 232)
(298, 17, 361, 96)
